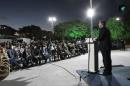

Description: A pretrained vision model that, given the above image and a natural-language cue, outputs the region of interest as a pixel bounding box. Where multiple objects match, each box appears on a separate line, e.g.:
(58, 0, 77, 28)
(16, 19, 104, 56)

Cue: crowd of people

(0, 40, 88, 71)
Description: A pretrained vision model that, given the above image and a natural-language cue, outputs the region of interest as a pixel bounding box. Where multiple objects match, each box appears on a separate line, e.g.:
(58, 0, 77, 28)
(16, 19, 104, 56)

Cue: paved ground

(0, 49, 130, 86)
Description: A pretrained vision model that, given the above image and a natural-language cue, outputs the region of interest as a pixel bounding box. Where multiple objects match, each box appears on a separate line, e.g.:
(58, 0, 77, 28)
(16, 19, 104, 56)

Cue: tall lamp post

(48, 16, 57, 41)
(86, 0, 95, 38)
(86, 0, 98, 73)
(48, 16, 57, 33)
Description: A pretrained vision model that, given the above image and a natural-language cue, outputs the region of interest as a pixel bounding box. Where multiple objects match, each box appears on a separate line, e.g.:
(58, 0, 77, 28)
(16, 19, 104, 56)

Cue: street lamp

(86, 0, 98, 73)
(48, 16, 57, 33)
(87, 8, 95, 18)
(86, 8, 95, 38)
(86, 0, 95, 38)
(116, 17, 120, 21)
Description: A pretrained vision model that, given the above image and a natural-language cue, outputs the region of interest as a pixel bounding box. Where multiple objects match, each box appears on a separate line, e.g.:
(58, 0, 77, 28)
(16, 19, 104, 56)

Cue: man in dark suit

(97, 20, 112, 75)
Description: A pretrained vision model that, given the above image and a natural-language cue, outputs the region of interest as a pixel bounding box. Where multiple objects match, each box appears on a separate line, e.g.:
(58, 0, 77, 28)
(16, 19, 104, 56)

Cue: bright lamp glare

(87, 8, 95, 18)
(52, 17, 57, 22)
(48, 17, 52, 22)
(116, 17, 120, 21)
(48, 17, 57, 22)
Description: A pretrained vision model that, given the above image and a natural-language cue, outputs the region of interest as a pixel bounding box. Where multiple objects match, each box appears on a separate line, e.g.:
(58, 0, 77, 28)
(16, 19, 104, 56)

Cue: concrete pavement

(0, 50, 130, 86)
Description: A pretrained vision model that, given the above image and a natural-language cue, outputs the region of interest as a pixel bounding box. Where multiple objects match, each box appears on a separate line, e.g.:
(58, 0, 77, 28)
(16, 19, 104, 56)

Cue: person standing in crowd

(120, 39, 126, 50)
(97, 20, 112, 75)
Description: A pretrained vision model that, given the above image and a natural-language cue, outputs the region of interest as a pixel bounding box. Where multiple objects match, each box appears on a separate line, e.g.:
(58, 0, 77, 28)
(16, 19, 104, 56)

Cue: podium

(76, 38, 99, 84)
(87, 39, 99, 73)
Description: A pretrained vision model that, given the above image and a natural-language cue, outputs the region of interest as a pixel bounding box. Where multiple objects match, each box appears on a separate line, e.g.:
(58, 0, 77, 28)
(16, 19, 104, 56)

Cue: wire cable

(50, 63, 78, 82)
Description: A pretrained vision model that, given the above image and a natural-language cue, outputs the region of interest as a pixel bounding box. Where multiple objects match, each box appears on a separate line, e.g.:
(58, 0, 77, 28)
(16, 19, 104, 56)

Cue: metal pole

(90, 16, 93, 38)
(90, 0, 93, 38)
(51, 21, 54, 33)
(87, 0, 94, 73)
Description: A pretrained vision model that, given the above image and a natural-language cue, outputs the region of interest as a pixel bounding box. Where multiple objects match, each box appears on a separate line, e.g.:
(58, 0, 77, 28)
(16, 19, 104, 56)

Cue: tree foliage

(19, 25, 43, 39)
(0, 25, 17, 36)
(106, 17, 125, 40)
(54, 20, 90, 40)
(92, 26, 99, 38)
(123, 8, 130, 39)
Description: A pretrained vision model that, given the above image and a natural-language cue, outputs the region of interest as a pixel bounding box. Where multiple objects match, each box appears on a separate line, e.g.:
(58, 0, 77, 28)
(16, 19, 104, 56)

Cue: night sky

(0, 0, 121, 30)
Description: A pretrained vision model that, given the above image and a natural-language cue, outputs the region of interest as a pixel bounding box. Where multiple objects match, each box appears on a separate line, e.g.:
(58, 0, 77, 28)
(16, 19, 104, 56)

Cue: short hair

(99, 20, 106, 26)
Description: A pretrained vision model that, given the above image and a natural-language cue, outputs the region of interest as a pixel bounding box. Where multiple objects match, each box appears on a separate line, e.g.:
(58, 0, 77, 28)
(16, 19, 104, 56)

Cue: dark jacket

(97, 27, 112, 50)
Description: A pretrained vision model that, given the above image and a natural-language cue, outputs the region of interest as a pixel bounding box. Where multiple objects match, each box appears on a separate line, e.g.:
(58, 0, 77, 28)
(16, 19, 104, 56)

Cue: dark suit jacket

(97, 27, 112, 51)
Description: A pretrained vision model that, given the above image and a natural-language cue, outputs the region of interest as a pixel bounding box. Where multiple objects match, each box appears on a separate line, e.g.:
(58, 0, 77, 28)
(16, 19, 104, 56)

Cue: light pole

(86, 0, 95, 38)
(86, 0, 98, 73)
(48, 16, 57, 33)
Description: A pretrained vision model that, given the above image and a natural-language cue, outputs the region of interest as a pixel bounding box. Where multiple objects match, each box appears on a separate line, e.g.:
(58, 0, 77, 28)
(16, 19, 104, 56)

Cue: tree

(19, 25, 43, 39)
(123, 23, 130, 39)
(123, 1, 130, 39)
(0, 25, 17, 36)
(106, 17, 125, 40)
(92, 26, 99, 38)
(45, 31, 53, 40)
(54, 20, 90, 40)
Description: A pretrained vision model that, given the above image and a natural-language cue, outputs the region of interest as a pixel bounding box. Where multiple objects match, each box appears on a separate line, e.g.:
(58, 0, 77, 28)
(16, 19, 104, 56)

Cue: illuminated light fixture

(86, 8, 95, 18)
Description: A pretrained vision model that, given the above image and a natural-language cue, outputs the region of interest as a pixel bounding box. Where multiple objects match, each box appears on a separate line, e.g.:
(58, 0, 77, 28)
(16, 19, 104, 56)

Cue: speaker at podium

(86, 38, 99, 73)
